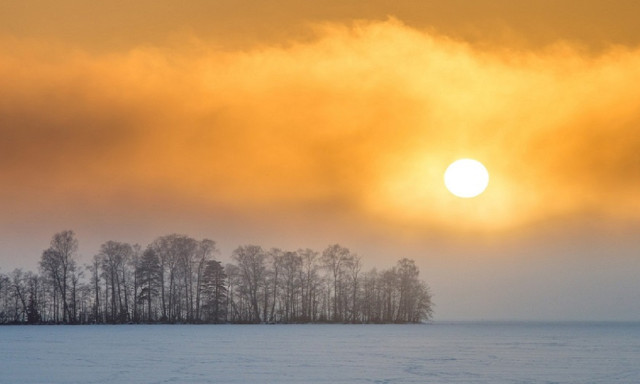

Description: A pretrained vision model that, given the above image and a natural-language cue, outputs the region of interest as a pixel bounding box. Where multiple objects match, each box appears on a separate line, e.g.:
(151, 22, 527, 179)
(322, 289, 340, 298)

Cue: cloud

(1, 20, 639, 235)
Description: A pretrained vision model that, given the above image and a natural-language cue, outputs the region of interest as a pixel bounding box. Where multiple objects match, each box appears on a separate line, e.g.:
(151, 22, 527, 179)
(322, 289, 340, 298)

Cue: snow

(1, 322, 639, 383)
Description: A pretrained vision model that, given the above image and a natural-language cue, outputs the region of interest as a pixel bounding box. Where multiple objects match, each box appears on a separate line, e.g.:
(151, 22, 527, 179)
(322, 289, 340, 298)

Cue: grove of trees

(0, 230, 433, 325)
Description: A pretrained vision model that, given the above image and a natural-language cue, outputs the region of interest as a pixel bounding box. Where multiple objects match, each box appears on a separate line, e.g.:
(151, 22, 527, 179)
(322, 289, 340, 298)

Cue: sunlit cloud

(1, 19, 639, 236)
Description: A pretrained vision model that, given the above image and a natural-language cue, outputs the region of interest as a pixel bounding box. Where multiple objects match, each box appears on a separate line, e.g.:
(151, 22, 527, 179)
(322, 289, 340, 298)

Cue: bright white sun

(444, 159, 489, 198)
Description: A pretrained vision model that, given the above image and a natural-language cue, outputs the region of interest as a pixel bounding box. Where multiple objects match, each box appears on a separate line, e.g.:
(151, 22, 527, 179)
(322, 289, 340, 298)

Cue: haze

(1, 0, 639, 321)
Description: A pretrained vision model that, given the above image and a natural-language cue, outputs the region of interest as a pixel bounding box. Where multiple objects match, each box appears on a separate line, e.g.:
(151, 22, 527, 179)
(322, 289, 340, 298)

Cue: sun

(444, 159, 489, 198)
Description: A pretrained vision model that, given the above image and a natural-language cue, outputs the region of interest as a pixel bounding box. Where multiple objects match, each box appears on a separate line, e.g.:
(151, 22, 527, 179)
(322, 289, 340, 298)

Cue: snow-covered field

(1, 322, 639, 383)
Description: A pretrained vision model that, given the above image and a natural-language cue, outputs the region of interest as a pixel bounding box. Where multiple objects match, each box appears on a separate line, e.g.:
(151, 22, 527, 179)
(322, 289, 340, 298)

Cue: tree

(129, 245, 141, 322)
(347, 254, 362, 323)
(97, 240, 133, 323)
(10, 269, 28, 323)
(87, 255, 102, 323)
(0, 272, 9, 323)
(149, 234, 198, 322)
(379, 267, 398, 323)
(26, 272, 42, 324)
(232, 245, 266, 323)
(137, 248, 161, 322)
(395, 258, 432, 323)
(175, 236, 199, 322)
(224, 263, 242, 322)
(3, 230, 435, 324)
(321, 244, 352, 322)
(299, 248, 320, 322)
(69, 265, 83, 323)
(39, 230, 78, 323)
(360, 268, 379, 323)
(201, 260, 227, 323)
(280, 251, 302, 322)
(266, 248, 282, 322)
(195, 239, 217, 321)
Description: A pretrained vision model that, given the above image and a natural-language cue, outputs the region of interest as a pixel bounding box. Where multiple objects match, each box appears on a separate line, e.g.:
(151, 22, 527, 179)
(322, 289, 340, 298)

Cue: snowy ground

(1, 322, 639, 383)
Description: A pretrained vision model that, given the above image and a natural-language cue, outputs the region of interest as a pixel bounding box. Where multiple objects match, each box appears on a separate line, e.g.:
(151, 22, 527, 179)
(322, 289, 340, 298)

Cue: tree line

(0, 230, 433, 325)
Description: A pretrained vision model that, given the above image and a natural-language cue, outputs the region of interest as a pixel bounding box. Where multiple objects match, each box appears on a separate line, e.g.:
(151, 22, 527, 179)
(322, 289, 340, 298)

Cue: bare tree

(380, 267, 398, 323)
(97, 240, 133, 323)
(3, 230, 434, 324)
(280, 251, 302, 322)
(265, 248, 282, 322)
(87, 256, 102, 323)
(232, 245, 266, 323)
(360, 268, 378, 323)
(299, 248, 319, 322)
(322, 244, 351, 322)
(150, 235, 180, 322)
(224, 263, 241, 322)
(10, 269, 28, 322)
(347, 254, 362, 323)
(39, 230, 78, 323)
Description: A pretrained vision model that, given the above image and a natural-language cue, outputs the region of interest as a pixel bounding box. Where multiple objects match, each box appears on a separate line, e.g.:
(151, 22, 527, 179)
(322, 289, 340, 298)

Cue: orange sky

(1, 1, 639, 320)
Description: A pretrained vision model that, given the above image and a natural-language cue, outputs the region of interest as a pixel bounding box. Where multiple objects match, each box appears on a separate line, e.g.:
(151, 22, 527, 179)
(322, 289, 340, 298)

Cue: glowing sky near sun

(1, 0, 640, 321)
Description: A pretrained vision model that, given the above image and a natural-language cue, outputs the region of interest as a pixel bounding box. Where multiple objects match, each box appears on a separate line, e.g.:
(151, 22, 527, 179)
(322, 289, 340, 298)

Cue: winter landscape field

(2, 322, 639, 384)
